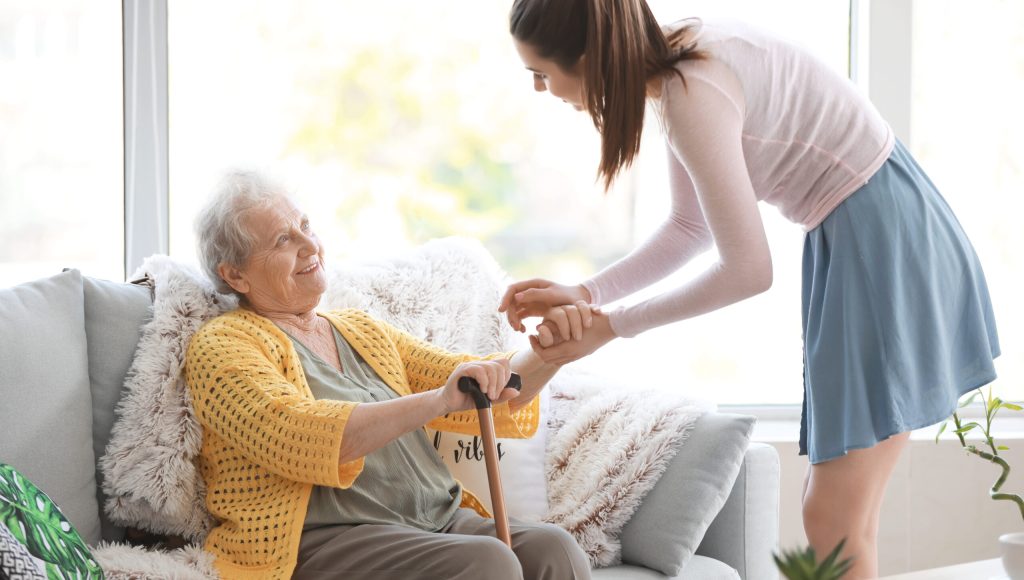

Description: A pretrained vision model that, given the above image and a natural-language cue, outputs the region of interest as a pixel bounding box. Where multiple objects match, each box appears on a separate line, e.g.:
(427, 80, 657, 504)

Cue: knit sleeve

(600, 61, 773, 339)
(582, 144, 714, 306)
(185, 318, 364, 488)
(381, 322, 540, 439)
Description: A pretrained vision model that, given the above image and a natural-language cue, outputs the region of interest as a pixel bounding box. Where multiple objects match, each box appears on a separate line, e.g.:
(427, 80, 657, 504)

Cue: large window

(910, 0, 1024, 400)
(167, 0, 850, 406)
(167, 0, 626, 282)
(0, 1, 123, 286)
(10, 1, 1013, 407)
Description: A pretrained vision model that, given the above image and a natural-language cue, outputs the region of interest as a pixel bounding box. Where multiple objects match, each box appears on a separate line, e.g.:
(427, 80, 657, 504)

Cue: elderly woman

(184, 171, 591, 580)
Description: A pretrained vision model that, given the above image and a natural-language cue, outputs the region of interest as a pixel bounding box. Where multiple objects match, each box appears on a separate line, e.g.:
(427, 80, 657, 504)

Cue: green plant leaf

(988, 395, 1004, 423)
(1003, 403, 1023, 412)
(935, 421, 948, 444)
(959, 391, 981, 408)
(999, 445, 1010, 451)
(954, 422, 980, 435)
(774, 540, 853, 579)
(0, 464, 104, 579)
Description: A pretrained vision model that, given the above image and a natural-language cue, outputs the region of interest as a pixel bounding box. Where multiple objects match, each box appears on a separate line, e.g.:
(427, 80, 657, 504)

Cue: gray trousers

(292, 508, 592, 580)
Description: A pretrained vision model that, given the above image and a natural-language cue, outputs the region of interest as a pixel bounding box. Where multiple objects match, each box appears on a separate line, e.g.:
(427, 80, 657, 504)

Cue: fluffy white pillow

(320, 237, 515, 355)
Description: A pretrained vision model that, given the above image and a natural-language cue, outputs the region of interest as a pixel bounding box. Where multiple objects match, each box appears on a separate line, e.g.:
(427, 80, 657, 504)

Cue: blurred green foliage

(286, 47, 525, 258)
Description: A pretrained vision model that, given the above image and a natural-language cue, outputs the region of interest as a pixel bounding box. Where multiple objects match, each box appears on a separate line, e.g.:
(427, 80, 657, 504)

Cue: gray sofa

(0, 268, 780, 579)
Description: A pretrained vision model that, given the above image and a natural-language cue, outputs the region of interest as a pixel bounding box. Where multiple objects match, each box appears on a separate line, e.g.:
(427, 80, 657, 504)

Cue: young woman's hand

(439, 359, 519, 413)
(498, 278, 592, 332)
(529, 309, 616, 366)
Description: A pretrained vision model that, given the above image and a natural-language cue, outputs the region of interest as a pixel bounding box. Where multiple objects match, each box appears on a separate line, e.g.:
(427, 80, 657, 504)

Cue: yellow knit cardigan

(184, 307, 540, 579)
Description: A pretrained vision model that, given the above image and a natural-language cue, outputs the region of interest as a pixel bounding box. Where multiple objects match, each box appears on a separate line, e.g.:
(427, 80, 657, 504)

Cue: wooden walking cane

(458, 372, 522, 548)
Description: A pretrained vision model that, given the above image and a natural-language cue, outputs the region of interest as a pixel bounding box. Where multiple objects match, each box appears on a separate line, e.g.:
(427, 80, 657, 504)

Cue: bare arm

(339, 390, 448, 463)
(508, 346, 560, 411)
(338, 346, 560, 462)
(339, 358, 519, 463)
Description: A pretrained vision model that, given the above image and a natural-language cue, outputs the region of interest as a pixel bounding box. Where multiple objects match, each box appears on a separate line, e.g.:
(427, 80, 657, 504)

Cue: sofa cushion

(0, 462, 104, 578)
(0, 270, 101, 545)
(82, 276, 152, 542)
(619, 413, 754, 577)
(590, 557, 739, 580)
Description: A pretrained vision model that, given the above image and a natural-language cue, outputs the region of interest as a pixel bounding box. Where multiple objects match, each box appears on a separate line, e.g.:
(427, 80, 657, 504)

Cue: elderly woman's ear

(218, 263, 250, 295)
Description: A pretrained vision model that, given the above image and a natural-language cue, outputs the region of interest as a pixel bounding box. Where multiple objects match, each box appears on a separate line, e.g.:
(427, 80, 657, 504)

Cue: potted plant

(774, 539, 853, 580)
(936, 387, 1024, 578)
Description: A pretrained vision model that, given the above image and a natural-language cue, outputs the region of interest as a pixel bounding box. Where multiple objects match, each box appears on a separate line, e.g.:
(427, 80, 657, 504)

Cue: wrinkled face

(221, 195, 327, 315)
(513, 39, 585, 111)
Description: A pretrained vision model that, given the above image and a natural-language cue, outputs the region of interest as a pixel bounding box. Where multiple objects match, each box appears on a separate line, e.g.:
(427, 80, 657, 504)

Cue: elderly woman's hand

(532, 301, 599, 348)
(528, 305, 615, 366)
(439, 358, 520, 414)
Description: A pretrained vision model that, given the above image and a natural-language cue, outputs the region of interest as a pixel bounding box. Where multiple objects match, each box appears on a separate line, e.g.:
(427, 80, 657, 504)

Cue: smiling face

(218, 195, 327, 316)
(513, 39, 585, 111)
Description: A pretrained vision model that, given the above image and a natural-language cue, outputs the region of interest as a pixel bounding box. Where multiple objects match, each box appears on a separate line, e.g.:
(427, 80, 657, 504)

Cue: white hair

(194, 170, 289, 295)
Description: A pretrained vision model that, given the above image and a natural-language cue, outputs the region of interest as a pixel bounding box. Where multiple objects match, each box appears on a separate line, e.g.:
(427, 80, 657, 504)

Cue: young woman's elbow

(744, 257, 773, 296)
(723, 251, 772, 297)
(754, 260, 774, 294)
(753, 267, 773, 294)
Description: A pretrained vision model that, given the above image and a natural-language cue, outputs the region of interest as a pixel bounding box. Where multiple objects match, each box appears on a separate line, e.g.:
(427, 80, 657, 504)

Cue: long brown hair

(510, 0, 704, 190)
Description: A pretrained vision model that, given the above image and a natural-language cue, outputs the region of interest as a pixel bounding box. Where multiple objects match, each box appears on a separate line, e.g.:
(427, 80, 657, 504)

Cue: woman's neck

(258, 309, 323, 334)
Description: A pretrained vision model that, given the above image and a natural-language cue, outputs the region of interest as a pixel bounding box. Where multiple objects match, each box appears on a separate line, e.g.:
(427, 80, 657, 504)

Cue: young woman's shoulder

(661, 54, 745, 121)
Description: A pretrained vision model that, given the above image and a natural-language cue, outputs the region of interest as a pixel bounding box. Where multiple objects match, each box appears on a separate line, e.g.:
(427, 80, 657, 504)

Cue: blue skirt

(799, 140, 1000, 464)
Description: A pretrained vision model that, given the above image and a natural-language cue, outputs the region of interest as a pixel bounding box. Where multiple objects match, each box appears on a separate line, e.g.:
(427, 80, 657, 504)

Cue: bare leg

(802, 432, 910, 579)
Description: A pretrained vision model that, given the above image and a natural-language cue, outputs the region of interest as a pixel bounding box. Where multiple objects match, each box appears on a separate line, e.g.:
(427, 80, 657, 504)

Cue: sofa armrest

(696, 442, 781, 580)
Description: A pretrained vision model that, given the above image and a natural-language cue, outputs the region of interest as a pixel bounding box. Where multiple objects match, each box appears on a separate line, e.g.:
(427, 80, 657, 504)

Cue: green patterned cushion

(0, 463, 104, 579)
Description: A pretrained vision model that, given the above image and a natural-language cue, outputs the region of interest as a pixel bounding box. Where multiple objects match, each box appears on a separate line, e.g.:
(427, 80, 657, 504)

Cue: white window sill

(729, 406, 1024, 444)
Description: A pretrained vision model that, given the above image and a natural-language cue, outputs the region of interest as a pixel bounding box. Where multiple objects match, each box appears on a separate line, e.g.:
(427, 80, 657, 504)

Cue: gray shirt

(286, 325, 462, 531)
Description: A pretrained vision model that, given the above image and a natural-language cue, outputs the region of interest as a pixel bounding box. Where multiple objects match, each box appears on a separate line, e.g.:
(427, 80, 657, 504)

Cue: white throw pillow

(426, 388, 549, 521)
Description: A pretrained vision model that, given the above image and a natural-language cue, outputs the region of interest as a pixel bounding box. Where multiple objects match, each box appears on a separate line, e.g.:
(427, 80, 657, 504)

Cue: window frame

(123, 0, 169, 276)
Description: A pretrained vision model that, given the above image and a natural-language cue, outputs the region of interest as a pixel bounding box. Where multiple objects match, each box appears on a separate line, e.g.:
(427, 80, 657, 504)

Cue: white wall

(758, 429, 1024, 575)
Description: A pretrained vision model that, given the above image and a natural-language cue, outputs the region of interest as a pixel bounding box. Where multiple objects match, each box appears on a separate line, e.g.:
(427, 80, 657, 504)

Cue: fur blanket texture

(543, 369, 710, 567)
(99, 256, 233, 541)
(97, 236, 704, 573)
(92, 543, 215, 580)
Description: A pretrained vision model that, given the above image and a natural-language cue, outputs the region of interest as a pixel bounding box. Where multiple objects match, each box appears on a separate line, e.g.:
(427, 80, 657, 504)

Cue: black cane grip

(458, 373, 522, 409)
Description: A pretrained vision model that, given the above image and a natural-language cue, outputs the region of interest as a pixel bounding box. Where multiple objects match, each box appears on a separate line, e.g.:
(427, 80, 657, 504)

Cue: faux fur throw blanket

(100, 256, 235, 541)
(92, 542, 215, 580)
(543, 370, 712, 567)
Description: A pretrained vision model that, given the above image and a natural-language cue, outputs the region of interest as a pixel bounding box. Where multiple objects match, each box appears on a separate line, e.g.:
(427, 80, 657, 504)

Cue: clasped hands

(498, 278, 615, 366)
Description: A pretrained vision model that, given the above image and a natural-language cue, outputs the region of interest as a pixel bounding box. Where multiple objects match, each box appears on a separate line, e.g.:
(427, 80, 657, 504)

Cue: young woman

(500, 0, 1000, 576)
